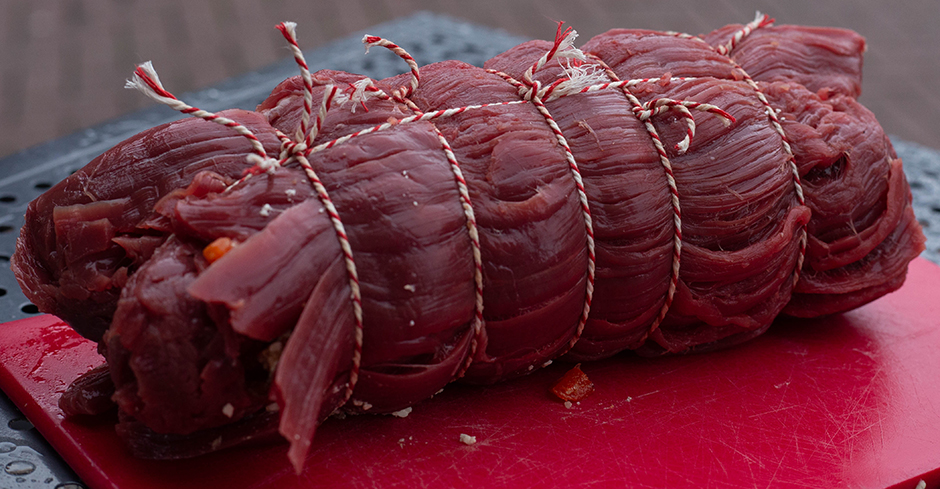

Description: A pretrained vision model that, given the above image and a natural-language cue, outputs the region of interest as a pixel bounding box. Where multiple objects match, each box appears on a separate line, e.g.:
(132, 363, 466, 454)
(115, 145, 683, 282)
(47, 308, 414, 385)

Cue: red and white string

(585, 54, 685, 338)
(125, 61, 274, 165)
(352, 37, 486, 379)
(486, 66, 597, 351)
(668, 12, 807, 287)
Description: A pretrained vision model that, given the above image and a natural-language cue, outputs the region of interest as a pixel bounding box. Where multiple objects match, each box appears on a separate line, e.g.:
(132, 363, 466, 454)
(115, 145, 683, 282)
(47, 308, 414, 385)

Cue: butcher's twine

(124, 13, 800, 404)
(668, 11, 808, 288)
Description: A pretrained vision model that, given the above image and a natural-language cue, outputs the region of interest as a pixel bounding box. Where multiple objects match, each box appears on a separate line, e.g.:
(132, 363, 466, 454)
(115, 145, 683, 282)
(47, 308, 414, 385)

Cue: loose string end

(550, 22, 585, 62)
(362, 35, 381, 54)
(124, 61, 176, 104)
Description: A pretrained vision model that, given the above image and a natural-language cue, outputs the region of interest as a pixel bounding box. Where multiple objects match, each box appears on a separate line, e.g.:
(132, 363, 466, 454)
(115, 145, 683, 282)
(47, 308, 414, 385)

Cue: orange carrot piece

(550, 364, 594, 402)
(203, 237, 236, 264)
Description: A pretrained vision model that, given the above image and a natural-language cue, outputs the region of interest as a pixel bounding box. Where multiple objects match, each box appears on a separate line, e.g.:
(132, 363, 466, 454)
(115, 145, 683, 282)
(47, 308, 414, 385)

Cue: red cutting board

(2, 259, 939, 489)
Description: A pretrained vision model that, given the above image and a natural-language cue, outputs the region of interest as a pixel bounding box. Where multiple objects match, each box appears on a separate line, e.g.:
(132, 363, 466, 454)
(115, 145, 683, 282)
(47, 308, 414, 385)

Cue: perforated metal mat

(895, 139, 940, 264)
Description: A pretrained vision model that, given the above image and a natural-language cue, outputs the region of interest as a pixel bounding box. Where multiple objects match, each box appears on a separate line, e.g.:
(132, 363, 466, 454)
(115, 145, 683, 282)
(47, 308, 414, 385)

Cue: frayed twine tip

(552, 23, 586, 62)
(125, 61, 160, 90)
(124, 61, 176, 104)
(361, 35, 382, 54)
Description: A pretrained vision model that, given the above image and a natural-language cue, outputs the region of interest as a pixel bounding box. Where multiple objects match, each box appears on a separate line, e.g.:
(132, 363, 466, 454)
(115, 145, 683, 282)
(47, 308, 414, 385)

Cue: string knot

(521, 79, 542, 101)
(346, 78, 381, 112)
(247, 153, 282, 175)
(287, 140, 308, 156)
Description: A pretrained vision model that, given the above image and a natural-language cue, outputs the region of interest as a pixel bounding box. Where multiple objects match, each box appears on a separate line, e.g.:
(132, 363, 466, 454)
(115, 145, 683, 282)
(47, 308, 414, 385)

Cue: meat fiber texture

(12, 20, 925, 468)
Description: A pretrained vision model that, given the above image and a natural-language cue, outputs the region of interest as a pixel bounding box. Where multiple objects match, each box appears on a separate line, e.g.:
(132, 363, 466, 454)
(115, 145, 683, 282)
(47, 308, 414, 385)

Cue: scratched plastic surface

(1, 259, 938, 489)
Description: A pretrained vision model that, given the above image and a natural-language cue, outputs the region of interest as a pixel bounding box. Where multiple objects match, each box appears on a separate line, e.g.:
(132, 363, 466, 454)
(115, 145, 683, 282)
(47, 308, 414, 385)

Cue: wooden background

(1, 0, 937, 159)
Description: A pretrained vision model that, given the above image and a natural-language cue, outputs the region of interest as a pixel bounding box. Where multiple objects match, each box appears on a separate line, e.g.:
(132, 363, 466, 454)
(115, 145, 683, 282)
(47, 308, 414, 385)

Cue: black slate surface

(1, 11, 938, 489)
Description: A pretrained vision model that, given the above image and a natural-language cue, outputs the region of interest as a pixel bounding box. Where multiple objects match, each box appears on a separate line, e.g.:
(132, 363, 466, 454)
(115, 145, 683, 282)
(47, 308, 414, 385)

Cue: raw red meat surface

(11, 17, 925, 469)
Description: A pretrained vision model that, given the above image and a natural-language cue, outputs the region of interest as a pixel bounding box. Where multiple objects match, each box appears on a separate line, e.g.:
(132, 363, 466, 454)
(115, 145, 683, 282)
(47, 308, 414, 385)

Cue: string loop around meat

(351, 36, 486, 379)
(486, 25, 598, 354)
(667, 13, 808, 288)
(585, 53, 684, 340)
(271, 24, 365, 406)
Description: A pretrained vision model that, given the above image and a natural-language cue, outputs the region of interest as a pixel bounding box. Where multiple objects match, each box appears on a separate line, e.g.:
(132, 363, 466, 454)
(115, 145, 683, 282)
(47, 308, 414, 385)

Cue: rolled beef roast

(11, 16, 926, 469)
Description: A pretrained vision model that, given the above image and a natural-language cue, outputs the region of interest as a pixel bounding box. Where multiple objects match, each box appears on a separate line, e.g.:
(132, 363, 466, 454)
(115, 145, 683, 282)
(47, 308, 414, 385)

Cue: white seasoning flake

(391, 407, 413, 418)
(265, 402, 280, 412)
(352, 399, 374, 411)
(459, 433, 477, 445)
(409, 320, 416, 326)
(285, 188, 297, 197)
(412, 201, 419, 206)
(564, 401, 573, 409)
(542, 360, 553, 368)
(402, 170, 409, 177)
(259, 203, 274, 217)
(211, 437, 223, 450)
(403, 284, 416, 292)
(222, 403, 235, 418)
